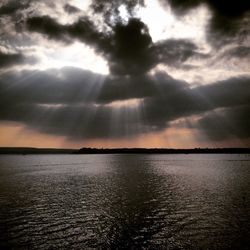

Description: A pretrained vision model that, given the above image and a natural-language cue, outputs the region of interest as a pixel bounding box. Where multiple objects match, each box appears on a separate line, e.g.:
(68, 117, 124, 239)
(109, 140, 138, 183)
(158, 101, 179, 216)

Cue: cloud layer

(0, 67, 249, 141)
(0, 0, 249, 145)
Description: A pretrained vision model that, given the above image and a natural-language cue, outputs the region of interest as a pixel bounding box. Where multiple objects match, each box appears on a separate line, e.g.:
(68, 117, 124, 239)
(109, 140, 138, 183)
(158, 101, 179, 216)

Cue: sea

(0, 154, 249, 249)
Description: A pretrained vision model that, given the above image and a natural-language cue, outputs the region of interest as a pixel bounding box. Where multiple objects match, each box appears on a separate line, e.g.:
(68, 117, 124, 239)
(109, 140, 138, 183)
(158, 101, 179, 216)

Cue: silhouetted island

(0, 147, 249, 155)
(0, 147, 75, 154)
(76, 148, 250, 154)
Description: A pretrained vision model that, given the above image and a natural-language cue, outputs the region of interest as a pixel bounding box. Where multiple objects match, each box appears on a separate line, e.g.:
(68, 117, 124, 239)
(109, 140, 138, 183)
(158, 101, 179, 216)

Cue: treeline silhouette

(0, 147, 75, 154)
(76, 148, 250, 154)
(0, 147, 249, 154)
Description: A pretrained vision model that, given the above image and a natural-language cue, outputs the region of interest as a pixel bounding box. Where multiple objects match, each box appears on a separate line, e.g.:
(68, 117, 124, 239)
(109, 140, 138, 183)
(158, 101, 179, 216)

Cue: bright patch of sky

(13, 0, 248, 84)
(136, 0, 211, 44)
(70, 0, 92, 11)
(36, 42, 109, 74)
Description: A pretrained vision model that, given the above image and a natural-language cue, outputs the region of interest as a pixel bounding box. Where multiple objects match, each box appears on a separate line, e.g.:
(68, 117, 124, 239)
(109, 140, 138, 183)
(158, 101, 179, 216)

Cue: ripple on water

(0, 154, 249, 249)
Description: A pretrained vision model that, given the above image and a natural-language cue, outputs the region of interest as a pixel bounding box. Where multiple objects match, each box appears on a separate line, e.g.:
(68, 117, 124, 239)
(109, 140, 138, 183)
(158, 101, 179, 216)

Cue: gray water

(0, 154, 249, 249)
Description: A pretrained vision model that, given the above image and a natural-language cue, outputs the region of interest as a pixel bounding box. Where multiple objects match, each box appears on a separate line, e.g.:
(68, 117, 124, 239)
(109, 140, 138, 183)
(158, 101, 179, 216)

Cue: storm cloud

(26, 15, 201, 75)
(0, 67, 249, 140)
(0, 52, 25, 68)
(196, 106, 250, 141)
(161, 0, 250, 47)
(0, 0, 249, 145)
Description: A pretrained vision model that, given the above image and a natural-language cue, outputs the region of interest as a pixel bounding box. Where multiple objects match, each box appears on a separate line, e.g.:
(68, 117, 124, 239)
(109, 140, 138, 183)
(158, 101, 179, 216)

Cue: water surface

(0, 154, 249, 249)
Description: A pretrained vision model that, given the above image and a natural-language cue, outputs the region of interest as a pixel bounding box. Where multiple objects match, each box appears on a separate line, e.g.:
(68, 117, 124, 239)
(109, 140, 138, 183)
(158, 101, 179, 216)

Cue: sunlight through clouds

(36, 42, 109, 74)
(0, 0, 249, 148)
(137, 0, 211, 43)
(70, 0, 92, 11)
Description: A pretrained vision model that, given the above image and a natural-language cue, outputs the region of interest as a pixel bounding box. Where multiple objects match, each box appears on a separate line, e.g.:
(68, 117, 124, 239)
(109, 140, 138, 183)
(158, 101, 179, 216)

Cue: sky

(0, 0, 249, 148)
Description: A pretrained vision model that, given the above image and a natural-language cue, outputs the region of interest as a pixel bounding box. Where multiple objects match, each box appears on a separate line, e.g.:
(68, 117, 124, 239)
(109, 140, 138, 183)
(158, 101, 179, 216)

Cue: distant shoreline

(0, 147, 250, 154)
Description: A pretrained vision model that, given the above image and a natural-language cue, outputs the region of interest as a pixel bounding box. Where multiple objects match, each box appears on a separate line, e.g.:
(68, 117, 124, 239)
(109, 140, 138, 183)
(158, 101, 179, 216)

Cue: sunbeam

(0, 0, 249, 148)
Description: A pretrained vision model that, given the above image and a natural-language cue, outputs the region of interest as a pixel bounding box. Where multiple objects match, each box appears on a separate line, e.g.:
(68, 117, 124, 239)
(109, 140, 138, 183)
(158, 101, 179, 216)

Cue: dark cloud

(0, 67, 105, 106)
(26, 17, 155, 75)
(0, 67, 249, 140)
(0, 0, 249, 144)
(160, 0, 250, 46)
(0, 51, 37, 68)
(1, 0, 203, 76)
(26, 16, 70, 42)
(0, 0, 32, 32)
(144, 76, 250, 129)
(162, 0, 200, 14)
(166, 0, 250, 18)
(26, 16, 199, 75)
(26, 15, 111, 52)
(154, 39, 200, 67)
(90, 0, 145, 25)
(0, 67, 185, 106)
(224, 46, 250, 59)
(197, 77, 250, 108)
(64, 4, 81, 14)
(98, 71, 189, 103)
(108, 18, 154, 75)
(0, 102, 113, 139)
(197, 106, 250, 141)
(0, 52, 24, 68)
(0, 1, 28, 16)
(207, 0, 250, 18)
(0, 68, 144, 139)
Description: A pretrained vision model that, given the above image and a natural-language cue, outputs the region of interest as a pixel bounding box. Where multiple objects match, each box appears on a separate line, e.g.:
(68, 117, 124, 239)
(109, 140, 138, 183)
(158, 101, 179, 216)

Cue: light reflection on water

(0, 154, 249, 249)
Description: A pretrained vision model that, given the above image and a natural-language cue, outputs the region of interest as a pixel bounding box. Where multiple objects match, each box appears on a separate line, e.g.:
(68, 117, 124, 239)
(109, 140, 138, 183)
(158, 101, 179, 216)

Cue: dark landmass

(0, 147, 250, 155)
(76, 148, 250, 154)
(0, 147, 76, 154)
